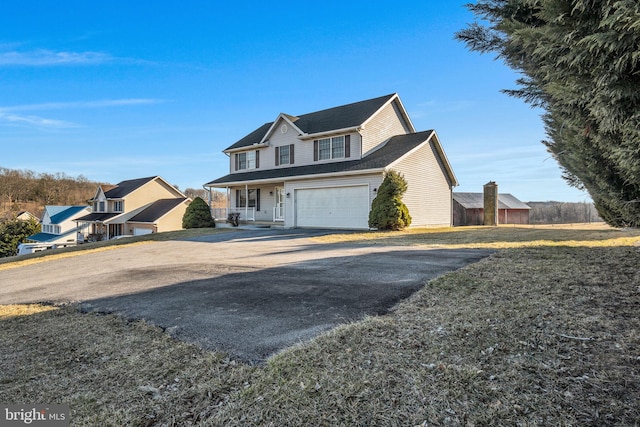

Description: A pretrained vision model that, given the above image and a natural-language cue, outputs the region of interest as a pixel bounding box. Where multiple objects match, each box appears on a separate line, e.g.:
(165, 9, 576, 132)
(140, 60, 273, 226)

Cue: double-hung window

(275, 144, 295, 166)
(236, 189, 260, 211)
(113, 201, 123, 212)
(314, 135, 350, 161)
(235, 150, 259, 171)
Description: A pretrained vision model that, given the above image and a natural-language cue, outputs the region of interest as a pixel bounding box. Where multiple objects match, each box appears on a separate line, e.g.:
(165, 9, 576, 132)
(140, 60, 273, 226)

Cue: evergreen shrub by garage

(368, 170, 411, 230)
(182, 197, 216, 229)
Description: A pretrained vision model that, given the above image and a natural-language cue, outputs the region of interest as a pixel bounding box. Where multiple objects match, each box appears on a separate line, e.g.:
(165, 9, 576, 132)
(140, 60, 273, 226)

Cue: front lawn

(1, 225, 639, 425)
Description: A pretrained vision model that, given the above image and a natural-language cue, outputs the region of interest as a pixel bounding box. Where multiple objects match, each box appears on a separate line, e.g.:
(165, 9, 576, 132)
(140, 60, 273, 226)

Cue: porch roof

(206, 130, 435, 187)
(27, 228, 77, 243)
(74, 212, 120, 223)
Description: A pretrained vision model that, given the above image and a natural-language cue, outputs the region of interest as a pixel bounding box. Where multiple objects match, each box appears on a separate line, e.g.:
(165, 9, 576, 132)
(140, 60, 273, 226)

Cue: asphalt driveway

(0, 229, 493, 362)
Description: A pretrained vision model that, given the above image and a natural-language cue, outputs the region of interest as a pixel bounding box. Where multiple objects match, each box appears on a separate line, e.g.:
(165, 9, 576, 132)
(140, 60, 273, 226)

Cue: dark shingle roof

(225, 94, 396, 151)
(207, 130, 434, 186)
(104, 176, 157, 198)
(74, 212, 120, 222)
(453, 193, 531, 209)
(128, 198, 188, 223)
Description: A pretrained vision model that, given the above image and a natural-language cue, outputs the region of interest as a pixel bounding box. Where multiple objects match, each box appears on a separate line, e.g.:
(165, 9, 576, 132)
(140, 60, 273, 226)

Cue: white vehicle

(17, 242, 57, 256)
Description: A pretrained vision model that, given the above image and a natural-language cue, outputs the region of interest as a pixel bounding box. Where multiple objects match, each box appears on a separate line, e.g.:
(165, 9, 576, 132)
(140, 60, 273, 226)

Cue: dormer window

(235, 150, 259, 171)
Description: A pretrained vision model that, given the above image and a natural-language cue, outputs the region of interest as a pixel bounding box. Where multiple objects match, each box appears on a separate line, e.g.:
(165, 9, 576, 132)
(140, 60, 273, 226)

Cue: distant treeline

(0, 167, 229, 221)
(527, 201, 602, 224)
(0, 167, 102, 220)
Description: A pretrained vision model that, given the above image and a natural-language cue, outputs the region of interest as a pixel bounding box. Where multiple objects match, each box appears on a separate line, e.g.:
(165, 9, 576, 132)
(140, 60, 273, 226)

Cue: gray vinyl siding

(360, 100, 412, 156)
(392, 140, 453, 227)
(283, 174, 383, 228)
(230, 118, 364, 173)
(230, 184, 280, 221)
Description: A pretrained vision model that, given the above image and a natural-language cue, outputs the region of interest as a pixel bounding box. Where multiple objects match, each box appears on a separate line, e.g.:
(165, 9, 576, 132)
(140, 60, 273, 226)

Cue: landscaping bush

(182, 197, 215, 229)
(368, 170, 411, 230)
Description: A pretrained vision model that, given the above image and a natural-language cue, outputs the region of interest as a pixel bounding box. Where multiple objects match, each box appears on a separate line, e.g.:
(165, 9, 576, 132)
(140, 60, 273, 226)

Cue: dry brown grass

(314, 223, 640, 249)
(1, 226, 639, 425)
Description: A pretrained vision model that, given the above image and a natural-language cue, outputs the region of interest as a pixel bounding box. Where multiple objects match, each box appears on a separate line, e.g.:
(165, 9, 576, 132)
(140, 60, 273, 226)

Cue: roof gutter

(204, 167, 385, 188)
(224, 142, 270, 154)
(298, 126, 362, 140)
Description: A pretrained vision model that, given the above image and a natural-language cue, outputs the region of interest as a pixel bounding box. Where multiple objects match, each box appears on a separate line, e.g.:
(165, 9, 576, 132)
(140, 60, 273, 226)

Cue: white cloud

(0, 49, 113, 66)
(2, 99, 165, 112)
(0, 98, 164, 129)
(0, 111, 76, 128)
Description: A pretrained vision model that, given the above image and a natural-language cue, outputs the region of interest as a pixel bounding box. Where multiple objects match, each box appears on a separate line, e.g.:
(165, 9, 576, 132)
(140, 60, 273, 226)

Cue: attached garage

(133, 227, 154, 236)
(295, 185, 370, 229)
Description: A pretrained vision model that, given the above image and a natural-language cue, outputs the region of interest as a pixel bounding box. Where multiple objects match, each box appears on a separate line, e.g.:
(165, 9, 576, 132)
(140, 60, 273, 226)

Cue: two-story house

(75, 176, 190, 239)
(26, 205, 91, 245)
(204, 93, 458, 229)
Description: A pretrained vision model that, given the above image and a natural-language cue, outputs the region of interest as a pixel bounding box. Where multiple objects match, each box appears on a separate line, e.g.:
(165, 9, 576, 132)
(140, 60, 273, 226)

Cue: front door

(274, 186, 285, 221)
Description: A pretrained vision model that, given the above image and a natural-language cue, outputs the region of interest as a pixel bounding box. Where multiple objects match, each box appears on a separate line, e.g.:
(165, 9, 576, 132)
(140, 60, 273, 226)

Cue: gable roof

(49, 206, 90, 224)
(103, 176, 158, 198)
(207, 130, 452, 186)
(453, 192, 531, 210)
(128, 198, 188, 223)
(224, 94, 410, 152)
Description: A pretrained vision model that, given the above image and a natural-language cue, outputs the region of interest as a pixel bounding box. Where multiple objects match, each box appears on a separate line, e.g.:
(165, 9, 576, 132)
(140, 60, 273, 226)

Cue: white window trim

(318, 136, 345, 160)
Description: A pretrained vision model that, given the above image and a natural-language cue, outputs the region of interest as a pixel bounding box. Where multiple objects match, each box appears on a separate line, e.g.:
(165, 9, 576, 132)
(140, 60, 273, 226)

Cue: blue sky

(0, 1, 591, 202)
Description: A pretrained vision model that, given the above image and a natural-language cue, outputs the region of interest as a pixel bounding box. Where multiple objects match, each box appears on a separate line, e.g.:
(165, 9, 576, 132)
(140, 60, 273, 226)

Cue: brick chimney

(484, 181, 498, 226)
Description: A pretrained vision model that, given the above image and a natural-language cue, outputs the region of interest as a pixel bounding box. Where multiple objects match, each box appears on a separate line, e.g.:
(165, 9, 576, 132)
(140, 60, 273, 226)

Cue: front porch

(208, 182, 287, 224)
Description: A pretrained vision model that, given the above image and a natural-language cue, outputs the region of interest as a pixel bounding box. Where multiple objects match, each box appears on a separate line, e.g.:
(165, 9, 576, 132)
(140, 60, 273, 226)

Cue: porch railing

(273, 206, 284, 222)
(211, 208, 255, 222)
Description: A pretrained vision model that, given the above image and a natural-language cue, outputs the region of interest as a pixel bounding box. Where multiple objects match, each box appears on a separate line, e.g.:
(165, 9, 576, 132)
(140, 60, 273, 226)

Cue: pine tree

(182, 197, 216, 229)
(456, 0, 640, 226)
(368, 170, 412, 230)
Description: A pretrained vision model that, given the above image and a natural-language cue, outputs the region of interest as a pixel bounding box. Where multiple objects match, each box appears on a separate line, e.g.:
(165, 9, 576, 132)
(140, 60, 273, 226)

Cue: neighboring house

(453, 192, 531, 226)
(204, 93, 458, 229)
(16, 211, 38, 222)
(75, 176, 190, 239)
(26, 205, 91, 245)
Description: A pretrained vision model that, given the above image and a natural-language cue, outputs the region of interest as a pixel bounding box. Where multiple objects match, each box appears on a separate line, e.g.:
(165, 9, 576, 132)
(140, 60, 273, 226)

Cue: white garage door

(133, 228, 153, 236)
(295, 186, 369, 229)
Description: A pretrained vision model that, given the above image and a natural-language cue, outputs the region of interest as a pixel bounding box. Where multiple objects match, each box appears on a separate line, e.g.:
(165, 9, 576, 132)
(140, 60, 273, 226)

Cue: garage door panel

(134, 228, 153, 236)
(296, 186, 369, 229)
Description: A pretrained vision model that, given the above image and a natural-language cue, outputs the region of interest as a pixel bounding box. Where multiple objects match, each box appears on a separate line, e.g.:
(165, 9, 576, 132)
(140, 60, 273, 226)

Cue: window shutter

(345, 135, 351, 158)
(275, 146, 280, 166)
(235, 153, 239, 171)
(235, 190, 240, 208)
(255, 150, 260, 168)
(289, 144, 295, 164)
(256, 189, 260, 211)
(313, 140, 318, 161)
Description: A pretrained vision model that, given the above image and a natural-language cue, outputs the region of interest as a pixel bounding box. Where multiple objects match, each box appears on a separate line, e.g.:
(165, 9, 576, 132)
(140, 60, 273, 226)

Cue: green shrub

(0, 218, 41, 258)
(368, 170, 411, 230)
(182, 197, 216, 229)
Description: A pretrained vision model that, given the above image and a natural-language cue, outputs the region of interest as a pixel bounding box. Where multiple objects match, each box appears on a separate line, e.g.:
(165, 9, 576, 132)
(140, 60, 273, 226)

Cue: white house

(205, 93, 458, 229)
(26, 205, 91, 245)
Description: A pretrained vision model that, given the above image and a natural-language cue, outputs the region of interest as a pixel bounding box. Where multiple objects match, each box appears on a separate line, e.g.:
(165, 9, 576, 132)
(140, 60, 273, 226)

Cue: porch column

(245, 184, 248, 221)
